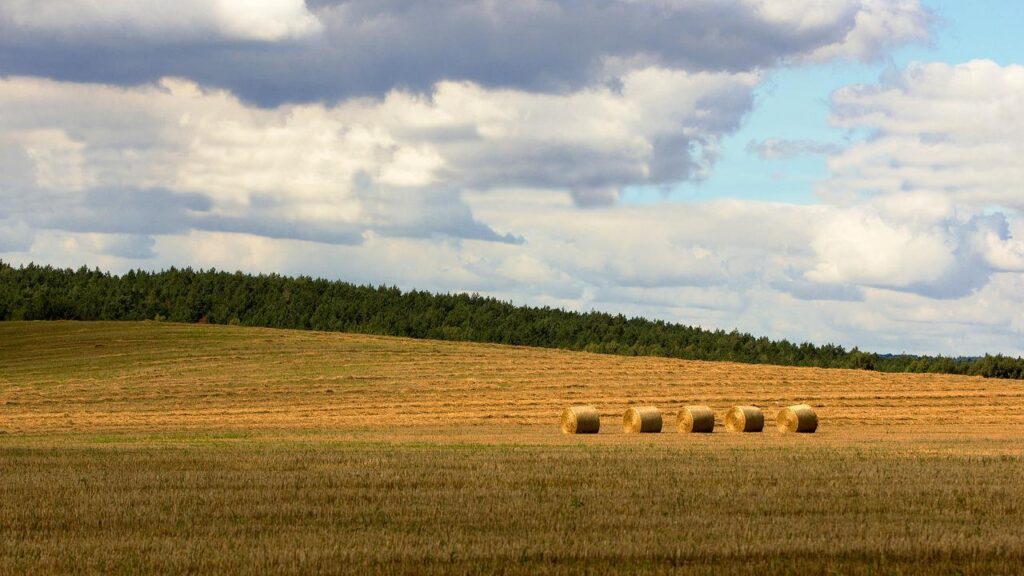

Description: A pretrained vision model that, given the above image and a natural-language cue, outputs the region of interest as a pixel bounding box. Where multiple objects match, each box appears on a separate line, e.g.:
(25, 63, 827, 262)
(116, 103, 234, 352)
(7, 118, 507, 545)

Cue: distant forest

(2, 261, 1023, 379)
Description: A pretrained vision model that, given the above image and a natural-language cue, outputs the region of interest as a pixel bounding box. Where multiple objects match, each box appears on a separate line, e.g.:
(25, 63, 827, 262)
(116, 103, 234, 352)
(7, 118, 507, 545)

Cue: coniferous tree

(0, 259, 1021, 379)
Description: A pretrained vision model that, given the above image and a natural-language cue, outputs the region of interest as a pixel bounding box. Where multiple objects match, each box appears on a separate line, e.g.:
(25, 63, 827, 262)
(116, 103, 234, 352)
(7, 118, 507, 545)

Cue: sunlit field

(2, 321, 1024, 574)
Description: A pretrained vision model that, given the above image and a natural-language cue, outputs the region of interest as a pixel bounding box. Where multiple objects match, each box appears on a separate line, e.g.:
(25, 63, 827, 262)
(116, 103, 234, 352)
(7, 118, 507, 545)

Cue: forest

(2, 260, 1022, 379)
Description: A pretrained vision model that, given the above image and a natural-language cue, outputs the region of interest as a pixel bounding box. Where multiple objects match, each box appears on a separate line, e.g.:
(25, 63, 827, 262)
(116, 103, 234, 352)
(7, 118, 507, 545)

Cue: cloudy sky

(2, 0, 1023, 356)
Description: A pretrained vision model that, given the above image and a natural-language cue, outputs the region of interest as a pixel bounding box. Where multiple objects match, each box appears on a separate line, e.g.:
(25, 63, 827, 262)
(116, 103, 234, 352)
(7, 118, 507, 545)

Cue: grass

(2, 321, 1024, 574)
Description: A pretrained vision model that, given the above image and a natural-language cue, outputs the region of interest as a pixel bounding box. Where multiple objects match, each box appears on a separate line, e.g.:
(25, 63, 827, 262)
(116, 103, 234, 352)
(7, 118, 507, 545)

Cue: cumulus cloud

(9, 200, 1021, 356)
(0, 218, 34, 253)
(6, 2, 1023, 356)
(93, 235, 158, 260)
(823, 60, 1024, 210)
(747, 138, 844, 160)
(9, 57, 1020, 353)
(974, 216, 1024, 273)
(0, 0, 930, 105)
(466, 194, 823, 292)
(794, 60, 1024, 301)
(795, 0, 932, 63)
(0, 67, 758, 248)
(0, 0, 322, 42)
(803, 204, 1003, 299)
(806, 206, 955, 288)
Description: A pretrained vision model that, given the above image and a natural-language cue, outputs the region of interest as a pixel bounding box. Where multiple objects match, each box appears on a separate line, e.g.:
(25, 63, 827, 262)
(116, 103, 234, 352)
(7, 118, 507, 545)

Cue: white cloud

(0, 0, 322, 42)
(214, 0, 322, 41)
(824, 60, 1024, 210)
(0, 0, 931, 106)
(805, 206, 956, 288)
(797, 0, 931, 63)
(8, 213, 1021, 356)
(3, 28, 1024, 357)
(972, 217, 1024, 273)
(0, 68, 758, 243)
(18, 129, 96, 192)
(747, 138, 843, 160)
(0, 218, 33, 253)
(746, 0, 862, 30)
(792, 59, 1024, 302)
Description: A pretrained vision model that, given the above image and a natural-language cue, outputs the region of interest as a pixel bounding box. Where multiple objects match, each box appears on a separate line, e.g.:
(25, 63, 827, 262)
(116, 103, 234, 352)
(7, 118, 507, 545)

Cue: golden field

(2, 321, 1024, 574)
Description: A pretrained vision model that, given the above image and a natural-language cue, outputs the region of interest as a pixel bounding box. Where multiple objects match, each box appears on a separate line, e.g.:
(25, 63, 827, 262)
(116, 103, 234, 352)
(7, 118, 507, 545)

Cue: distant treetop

(1, 260, 1021, 379)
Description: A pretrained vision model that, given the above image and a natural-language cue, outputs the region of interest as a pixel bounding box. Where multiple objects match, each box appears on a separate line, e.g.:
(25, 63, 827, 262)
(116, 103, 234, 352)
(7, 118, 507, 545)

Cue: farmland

(2, 321, 1024, 574)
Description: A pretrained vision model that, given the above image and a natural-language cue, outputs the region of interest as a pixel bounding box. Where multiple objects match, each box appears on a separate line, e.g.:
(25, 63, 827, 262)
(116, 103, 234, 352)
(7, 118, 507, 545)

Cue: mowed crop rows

(2, 321, 1024, 440)
(4, 443, 1024, 575)
(3, 321, 1024, 574)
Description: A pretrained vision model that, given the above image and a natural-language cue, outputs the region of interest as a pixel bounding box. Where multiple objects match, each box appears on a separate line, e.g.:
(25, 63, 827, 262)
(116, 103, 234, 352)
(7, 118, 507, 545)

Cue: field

(2, 321, 1024, 574)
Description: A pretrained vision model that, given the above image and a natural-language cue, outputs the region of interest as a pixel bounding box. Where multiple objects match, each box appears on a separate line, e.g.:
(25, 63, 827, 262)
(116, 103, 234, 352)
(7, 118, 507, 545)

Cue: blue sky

(622, 0, 1024, 206)
(1, 0, 1022, 356)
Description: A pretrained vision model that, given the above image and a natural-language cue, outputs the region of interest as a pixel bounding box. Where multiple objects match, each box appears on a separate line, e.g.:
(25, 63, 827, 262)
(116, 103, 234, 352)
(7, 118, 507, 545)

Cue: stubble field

(2, 321, 1024, 574)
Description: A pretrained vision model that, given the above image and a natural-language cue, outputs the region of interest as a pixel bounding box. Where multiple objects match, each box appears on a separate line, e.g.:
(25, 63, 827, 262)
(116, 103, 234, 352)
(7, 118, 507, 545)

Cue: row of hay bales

(561, 404, 818, 434)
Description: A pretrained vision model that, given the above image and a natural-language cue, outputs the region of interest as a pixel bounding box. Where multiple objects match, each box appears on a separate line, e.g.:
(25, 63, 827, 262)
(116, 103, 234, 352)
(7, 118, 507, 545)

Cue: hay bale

(725, 405, 764, 432)
(623, 406, 662, 433)
(561, 405, 601, 434)
(777, 404, 818, 433)
(677, 405, 715, 433)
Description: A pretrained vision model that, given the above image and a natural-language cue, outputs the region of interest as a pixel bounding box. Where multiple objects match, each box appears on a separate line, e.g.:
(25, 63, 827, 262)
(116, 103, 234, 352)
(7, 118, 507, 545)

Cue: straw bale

(677, 405, 715, 433)
(777, 404, 818, 433)
(725, 405, 764, 432)
(623, 406, 662, 433)
(560, 405, 600, 434)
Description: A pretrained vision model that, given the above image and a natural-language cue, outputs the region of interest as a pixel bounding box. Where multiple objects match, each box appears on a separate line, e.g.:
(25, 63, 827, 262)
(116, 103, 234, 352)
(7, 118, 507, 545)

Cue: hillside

(2, 261, 1023, 379)
(3, 321, 1023, 438)
(3, 321, 1024, 574)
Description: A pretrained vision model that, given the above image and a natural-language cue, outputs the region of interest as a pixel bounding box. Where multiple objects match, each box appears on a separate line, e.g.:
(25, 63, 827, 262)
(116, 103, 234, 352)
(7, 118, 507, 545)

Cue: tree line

(2, 260, 1022, 379)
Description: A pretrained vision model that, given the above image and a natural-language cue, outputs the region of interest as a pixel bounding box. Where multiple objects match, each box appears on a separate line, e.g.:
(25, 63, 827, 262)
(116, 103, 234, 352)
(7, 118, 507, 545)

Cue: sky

(1, 0, 1023, 356)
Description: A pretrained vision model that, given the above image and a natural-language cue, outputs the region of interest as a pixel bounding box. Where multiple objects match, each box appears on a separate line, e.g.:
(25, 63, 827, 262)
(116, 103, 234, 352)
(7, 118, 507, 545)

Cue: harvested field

(4, 321, 1024, 437)
(2, 321, 1024, 574)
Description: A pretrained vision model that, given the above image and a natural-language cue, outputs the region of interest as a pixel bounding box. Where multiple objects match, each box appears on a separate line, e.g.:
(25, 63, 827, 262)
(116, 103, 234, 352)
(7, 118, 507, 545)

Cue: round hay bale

(623, 406, 662, 433)
(560, 405, 600, 434)
(677, 405, 715, 433)
(777, 404, 818, 433)
(725, 405, 764, 432)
